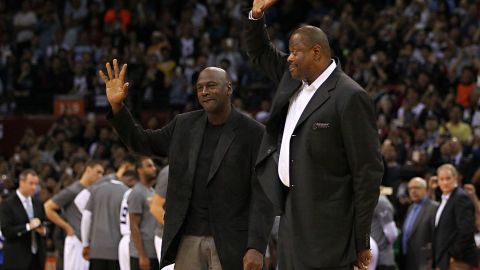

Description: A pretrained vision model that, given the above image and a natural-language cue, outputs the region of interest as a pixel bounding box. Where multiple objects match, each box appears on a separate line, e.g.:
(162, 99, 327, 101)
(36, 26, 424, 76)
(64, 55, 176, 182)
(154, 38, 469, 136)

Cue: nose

(287, 53, 294, 63)
(199, 86, 209, 95)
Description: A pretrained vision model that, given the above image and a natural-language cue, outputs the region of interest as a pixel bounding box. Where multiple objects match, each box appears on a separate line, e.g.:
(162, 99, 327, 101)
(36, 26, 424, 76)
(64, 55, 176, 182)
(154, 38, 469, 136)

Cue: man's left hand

(82, 246, 90, 260)
(354, 249, 372, 270)
(243, 249, 263, 270)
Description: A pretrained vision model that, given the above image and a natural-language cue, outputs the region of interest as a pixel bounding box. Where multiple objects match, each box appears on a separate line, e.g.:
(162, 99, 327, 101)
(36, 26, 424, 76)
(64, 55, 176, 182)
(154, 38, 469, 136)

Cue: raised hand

(99, 59, 129, 113)
(252, 0, 278, 19)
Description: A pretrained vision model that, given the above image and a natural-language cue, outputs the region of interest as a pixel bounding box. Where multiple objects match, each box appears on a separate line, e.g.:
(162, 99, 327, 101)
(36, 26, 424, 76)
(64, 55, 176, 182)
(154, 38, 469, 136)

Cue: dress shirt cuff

(248, 10, 263, 20)
(26, 223, 31, 231)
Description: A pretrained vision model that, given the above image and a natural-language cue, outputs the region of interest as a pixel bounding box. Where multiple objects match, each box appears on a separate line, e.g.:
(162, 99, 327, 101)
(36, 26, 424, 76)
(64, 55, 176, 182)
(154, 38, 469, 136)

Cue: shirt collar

(16, 189, 30, 203)
(302, 60, 337, 92)
(415, 196, 428, 206)
(442, 193, 451, 201)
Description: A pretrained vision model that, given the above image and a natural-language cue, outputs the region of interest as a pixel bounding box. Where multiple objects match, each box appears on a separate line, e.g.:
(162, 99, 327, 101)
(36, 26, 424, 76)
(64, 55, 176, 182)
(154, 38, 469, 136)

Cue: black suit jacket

(401, 198, 438, 270)
(433, 187, 478, 269)
(0, 192, 47, 269)
(244, 17, 384, 268)
(108, 107, 274, 270)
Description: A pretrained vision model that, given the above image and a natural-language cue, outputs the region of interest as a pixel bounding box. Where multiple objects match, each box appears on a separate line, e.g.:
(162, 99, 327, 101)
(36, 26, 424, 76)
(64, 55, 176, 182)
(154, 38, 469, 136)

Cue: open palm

(99, 59, 129, 106)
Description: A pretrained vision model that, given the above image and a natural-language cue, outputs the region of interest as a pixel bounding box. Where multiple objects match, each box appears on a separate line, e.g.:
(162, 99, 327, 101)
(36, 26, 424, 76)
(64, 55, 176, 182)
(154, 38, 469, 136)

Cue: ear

(312, 44, 323, 60)
(226, 82, 233, 96)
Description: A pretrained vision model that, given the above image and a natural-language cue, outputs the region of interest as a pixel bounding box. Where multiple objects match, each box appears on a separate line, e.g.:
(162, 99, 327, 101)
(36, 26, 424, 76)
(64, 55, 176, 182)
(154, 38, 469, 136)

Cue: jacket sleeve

(451, 193, 476, 260)
(247, 125, 275, 254)
(243, 15, 288, 85)
(340, 89, 384, 251)
(107, 106, 176, 158)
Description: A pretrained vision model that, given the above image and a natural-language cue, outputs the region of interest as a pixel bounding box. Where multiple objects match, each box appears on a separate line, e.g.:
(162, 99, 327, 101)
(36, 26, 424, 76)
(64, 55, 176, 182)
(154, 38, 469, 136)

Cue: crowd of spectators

(1, 0, 480, 269)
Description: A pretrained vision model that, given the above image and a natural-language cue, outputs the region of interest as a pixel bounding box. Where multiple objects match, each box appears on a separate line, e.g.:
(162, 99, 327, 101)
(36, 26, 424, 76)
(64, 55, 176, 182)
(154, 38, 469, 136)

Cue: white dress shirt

(435, 192, 451, 227)
(16, 190, 33, 231)
(278, 61, 337, 186)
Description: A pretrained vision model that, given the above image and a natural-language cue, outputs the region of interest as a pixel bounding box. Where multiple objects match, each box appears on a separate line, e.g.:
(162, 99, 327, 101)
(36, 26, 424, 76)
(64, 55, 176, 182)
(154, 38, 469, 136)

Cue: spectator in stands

(400, 177, 438, 270)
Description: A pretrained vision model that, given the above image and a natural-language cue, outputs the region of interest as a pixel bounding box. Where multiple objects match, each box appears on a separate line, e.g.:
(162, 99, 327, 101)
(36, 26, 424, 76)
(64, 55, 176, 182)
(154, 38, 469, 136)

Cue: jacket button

(267, 148, 272, 154)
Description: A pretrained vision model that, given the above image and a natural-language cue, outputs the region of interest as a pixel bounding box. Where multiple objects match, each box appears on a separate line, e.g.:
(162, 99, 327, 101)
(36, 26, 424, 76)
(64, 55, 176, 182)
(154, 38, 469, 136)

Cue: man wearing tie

(433, 164, 478, 270)
(401, 177, 438, 270)
(0, 169, 47, 270)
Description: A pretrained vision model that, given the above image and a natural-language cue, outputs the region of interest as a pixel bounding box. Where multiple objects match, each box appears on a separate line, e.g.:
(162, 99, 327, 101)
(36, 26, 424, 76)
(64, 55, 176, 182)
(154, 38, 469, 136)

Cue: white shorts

(64, 235, 89, 270)
(119, 234, 130, 270)
(154, 235, 175, 270)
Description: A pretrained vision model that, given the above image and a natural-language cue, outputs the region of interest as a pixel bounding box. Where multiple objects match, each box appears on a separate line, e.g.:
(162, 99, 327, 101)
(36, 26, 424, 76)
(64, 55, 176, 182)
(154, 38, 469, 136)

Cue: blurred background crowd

(0, 0, 480, 269)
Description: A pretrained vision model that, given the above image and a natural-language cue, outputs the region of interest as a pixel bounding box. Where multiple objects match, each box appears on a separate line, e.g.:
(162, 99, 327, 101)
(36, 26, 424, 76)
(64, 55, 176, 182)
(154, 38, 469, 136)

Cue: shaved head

(409, 177, 427, 189)
(200, 67, 230, 85)
(291, 25, 331, 57)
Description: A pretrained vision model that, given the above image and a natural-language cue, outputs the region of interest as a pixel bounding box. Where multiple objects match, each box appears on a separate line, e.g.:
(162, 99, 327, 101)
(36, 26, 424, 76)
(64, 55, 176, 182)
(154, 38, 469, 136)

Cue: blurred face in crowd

(425, 117, 438, 132)
(437, 167, 458, 195)
(196, 67, 232, 115)
(449, 106, 462, 123)
(138, 158, 157, 183)
(18, 173, 39, 197)
(408, 177, 427, 203)
(120, 172, 137, 188)
(381, 142, 397, 162)
(84, 164, 104, 185)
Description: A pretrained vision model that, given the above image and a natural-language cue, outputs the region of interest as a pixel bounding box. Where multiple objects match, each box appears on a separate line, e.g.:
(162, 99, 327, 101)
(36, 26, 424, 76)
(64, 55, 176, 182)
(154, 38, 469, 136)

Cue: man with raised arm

(243, 0, 384, 269)
(99, 59, 273, 270)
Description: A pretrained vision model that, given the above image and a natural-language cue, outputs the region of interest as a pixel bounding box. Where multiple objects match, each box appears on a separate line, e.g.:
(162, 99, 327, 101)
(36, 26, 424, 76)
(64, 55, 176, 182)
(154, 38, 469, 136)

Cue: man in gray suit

(99, 60, 273, 270)
(244, 1, 383, 269)
(401, 177, 438, 270)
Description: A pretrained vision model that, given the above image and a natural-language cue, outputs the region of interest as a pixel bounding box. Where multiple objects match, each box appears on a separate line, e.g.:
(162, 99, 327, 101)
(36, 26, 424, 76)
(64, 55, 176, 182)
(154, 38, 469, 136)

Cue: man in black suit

(244, 1, 384, 269)
(401, 177, 438, 270)
(433, 164, 478, 270)
(0, 169, 47, 270)
(99, 60, 273, 270)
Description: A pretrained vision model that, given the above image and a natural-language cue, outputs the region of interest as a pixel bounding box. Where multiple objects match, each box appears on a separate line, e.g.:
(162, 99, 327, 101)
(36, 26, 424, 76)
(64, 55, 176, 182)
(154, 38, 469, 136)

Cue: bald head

(409, 177, 427, 189)
(200, 67, 230, 84)
(408, 177, 428, 203)
(291, 25, 331, 57)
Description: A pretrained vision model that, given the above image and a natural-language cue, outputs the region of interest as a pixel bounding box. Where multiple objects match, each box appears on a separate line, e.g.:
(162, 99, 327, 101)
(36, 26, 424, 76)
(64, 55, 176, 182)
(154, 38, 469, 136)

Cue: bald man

(244, 0, 383, 269)
(401, 177, 438, 270)
(100, 61, 274, 270)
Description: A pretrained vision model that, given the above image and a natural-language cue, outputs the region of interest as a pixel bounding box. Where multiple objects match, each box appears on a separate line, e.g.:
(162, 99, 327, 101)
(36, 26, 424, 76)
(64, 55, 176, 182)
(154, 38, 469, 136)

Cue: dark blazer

(244, 17, 384, 268)
(401, 198, 438, 270)
(433, 187, 478, 270)
(0, 192, 47, 269)
(108, 107, 274, 270)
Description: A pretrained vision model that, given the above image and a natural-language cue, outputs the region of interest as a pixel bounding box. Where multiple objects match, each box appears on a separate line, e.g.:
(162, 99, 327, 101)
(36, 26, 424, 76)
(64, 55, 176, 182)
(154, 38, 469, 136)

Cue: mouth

(202, 98, 215, 103)
(289, 65, 297, 73)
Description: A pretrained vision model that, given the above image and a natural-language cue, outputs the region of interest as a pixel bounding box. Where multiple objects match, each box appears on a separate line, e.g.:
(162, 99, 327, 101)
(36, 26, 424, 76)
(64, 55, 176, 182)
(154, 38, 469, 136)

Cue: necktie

(26, 198, 38, 254)
(402, 204, 421, 254)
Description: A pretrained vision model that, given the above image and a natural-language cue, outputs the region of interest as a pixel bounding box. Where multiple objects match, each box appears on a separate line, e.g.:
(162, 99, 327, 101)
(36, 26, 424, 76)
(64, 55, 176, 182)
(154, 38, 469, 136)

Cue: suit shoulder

(335, 71, 367, 96)
(174, 110, 204, 122)
(237, 113, 265, 134)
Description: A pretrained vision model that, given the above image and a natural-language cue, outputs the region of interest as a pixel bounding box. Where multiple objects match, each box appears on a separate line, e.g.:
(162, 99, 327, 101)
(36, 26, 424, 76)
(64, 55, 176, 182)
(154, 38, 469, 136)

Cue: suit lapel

(294, 68, 340, 130)
(186, 113, 207, 185)
(436, 188, 458, 229)
(207, 109, 239, 184)
(268, 74, 302, 127)
(14, 193, 30, 221)
(408, 201, 428, 238)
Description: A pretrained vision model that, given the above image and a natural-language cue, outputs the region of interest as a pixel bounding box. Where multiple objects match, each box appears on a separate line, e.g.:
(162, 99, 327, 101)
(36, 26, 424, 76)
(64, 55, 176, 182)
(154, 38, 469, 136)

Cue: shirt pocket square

(312, 122, 330, 130)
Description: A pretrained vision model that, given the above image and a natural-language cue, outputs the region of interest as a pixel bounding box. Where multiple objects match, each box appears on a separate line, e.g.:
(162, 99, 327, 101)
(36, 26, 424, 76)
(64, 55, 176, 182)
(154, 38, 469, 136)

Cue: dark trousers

(5, 253, 42, 270)
(89, 259, 120, 270)
(277, 192, 353, 270)
(130, 257, 160, 270)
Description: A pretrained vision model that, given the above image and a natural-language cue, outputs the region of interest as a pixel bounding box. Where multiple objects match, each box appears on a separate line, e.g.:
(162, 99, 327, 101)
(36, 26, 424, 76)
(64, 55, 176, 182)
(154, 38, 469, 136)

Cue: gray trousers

(174, 236, 222, 270)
